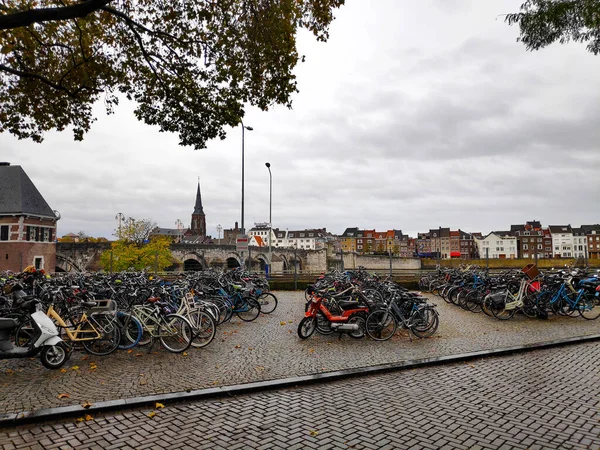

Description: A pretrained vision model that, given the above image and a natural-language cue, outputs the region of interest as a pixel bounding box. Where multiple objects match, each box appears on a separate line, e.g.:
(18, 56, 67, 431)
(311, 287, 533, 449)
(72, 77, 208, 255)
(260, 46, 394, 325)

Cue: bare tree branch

(0, 0, 113, 31)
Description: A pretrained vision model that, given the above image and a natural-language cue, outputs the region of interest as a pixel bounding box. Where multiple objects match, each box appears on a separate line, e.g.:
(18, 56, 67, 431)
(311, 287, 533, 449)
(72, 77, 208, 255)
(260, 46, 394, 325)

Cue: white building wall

(476, 233, 517, 259)
(551, 233, 574, 257)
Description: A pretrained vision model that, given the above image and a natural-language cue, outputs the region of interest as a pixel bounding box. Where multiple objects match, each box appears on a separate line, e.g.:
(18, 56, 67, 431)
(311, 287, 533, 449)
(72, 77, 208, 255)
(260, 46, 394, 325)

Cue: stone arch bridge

(55, 242, 327, 273)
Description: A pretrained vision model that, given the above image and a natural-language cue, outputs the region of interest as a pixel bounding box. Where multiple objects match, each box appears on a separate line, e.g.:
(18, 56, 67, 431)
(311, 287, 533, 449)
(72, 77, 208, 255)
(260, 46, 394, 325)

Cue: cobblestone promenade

(2, 342, 600, 449)
(1, 291, 600, 416)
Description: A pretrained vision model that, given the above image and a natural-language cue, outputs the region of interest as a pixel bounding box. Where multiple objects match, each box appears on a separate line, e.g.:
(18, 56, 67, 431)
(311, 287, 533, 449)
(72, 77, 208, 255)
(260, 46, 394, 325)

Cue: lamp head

(265, 162, 271, 168)
(245, 126, 254, 131)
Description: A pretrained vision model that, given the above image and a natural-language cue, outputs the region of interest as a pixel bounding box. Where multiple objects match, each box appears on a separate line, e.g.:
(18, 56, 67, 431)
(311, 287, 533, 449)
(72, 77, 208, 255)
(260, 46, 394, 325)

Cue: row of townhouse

(248, 224, 333, 250)
(247, 220, 600, 260)
(340, 228, 415, 257)
(477, 221, 600, 260)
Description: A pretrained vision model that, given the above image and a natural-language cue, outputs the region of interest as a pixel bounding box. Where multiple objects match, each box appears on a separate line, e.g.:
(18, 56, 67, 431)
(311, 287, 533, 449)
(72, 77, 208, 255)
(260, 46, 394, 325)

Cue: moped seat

(0, 318, 18, 331)
(338, 301, 362, 310)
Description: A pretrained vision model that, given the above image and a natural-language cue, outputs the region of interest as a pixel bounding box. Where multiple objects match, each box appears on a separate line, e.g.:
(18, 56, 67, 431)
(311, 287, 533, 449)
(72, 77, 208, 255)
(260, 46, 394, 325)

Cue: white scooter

(0, 299, 70, 369)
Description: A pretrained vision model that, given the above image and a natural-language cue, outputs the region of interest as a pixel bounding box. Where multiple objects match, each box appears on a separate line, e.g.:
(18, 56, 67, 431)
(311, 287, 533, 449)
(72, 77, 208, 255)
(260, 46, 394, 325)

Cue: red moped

(297, 286, 369, 339)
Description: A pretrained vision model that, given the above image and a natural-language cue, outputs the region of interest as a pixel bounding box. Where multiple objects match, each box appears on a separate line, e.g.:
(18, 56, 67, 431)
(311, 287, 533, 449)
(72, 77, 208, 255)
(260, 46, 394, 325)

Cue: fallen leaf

(288, 330, 293, 333)
(288, 320, 293, 324)
(76, 417, 85, 423)
(60, 368, 67, 373)
(71, 366, 79, 371)
(89, 364, 97, 370)
(234, 345, 241, 349)
(280, 321, 287, 326)
(127, 349, 133, 354)
(182, 352, 188, 356)
(147, 411, 156, 419)
(82, 401, 92, 409)
(85, 414, 94, 421)
(327, 342, 331, 345)
(309, 430, 319, 437)
(5, 369, 14, 375)
(57, 393, 70, 399)
(155, 403, 165, 409)
(247, 347, 253, 351)
(80, 355, 89, 361)
(135, 353, 143, 357)
(212, 381, 219, 385)
(139, 380, 147, 385)
(308, 348, 315, 354)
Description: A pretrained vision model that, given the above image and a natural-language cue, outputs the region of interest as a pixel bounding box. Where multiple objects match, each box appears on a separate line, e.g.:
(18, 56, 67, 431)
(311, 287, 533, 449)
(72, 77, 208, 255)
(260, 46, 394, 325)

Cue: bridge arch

(55, 254, 82, 273)
(182, 252, 208, 271)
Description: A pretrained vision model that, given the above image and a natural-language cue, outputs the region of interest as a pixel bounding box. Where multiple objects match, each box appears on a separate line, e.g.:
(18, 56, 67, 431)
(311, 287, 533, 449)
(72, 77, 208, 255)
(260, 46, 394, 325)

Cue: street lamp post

(115, 212, 124, 240)
(216, 224, 222, 245)
(265, 162, 272, 275)
(240, 121, 253, 236)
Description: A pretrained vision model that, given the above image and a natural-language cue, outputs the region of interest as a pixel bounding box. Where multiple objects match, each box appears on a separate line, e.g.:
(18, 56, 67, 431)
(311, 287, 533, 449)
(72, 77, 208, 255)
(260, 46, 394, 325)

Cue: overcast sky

(1, 0, 599, 239)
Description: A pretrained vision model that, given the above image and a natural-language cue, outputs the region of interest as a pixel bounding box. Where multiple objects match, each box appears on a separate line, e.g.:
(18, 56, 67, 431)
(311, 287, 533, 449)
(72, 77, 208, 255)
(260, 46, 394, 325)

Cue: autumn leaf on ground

(5, 369, 14, 375)
(288, 330, 293, 333)
(139, 380, 147, 385)
(57, 393, 70, 399)
(309, 430, 319, 436)
(80, 355, 89, 361)
(234, 345, 241, 349)
(280, 321, 287, 326)
(247, 347, 253, 351)
(127, 349, 133, 354)
(147, 411, 156, 419)
(182, 352, 188, 357)
(71, 366, 79, 371)
(89, 364, 98, 370)
(60, 368, 67, 373)
(155, 403, 164, 409)
(288, 320, 293, 324)
(308, 348, 315, 354)
(76, 417, 85, 423)
(135, 353, 143, 357)
(82, 401, 93, 409)
(84, 414, 94, 421)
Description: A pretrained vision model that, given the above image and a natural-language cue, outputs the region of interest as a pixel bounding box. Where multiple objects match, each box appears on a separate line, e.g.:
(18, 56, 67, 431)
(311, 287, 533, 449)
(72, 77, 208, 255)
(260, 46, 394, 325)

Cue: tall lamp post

(265, 162, 272, 275)
(115, 212, 124, 240)
(240, 121, 253, 236)
(216, 224, 222, 245)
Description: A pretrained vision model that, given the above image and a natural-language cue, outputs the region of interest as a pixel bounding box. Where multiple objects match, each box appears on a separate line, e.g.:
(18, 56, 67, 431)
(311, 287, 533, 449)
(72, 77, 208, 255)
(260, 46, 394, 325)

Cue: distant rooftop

(0, 163, 57, 219)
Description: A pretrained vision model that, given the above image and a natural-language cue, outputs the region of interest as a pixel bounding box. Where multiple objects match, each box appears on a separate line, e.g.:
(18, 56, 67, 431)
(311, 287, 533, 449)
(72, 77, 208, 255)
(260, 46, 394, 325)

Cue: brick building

(0, 163, 59, 272)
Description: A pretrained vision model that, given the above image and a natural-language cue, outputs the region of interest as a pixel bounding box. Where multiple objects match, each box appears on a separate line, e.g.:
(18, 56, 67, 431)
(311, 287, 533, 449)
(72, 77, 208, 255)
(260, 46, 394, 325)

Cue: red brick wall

(0, 241, 56, 272)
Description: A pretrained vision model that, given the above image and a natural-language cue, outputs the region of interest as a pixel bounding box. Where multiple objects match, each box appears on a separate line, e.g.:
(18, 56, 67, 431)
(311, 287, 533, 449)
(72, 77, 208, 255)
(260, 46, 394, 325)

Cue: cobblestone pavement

(2, 342, 600, 449)
(1, 291, 600, 415)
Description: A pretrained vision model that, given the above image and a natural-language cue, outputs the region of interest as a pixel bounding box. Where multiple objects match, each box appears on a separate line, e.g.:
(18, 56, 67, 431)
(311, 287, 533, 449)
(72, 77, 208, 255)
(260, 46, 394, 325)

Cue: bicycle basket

(521, 263, 539, 280)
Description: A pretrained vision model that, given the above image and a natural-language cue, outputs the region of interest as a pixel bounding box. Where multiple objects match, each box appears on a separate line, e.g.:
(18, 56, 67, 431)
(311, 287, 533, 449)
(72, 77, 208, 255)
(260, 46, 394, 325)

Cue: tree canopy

(0, 0, 344, 148)
(506, 0, 600, 55)
(100, 235, 173, 272)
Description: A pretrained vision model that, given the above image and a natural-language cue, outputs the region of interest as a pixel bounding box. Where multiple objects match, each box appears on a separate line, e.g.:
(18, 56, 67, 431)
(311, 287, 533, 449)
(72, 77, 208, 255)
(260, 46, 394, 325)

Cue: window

(0, 225, 8, 241)
(537, 244, 543, 250)
(523, 244, 528, 250)
(34, 257, 43, 270)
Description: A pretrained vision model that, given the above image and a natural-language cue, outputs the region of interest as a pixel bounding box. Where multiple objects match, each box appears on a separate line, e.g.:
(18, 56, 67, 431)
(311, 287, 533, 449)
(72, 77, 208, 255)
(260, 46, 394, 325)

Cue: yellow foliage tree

(100, 236, 173, 272)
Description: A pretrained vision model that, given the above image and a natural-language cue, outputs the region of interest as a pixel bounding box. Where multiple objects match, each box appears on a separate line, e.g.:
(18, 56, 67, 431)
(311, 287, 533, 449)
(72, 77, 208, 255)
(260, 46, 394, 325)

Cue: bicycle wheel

(189, 310, 217, 348)
(297, 317, 316, 339)
(82, 315, 121, 356)
(236, 298, 260, 322)
(117, 311, 143, 350)
(411, 309, 439, 338)
(159, 314, 193, 353)
(366, 309, 397, 341)
(578, 294, 600, 320)
(257, 292, 278, 314)
(14, 317, 34, 347)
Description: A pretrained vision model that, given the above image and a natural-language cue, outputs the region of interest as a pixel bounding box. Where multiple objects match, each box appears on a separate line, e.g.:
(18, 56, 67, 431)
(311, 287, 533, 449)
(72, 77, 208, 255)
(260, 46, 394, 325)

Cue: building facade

(0, 163, 59, 272)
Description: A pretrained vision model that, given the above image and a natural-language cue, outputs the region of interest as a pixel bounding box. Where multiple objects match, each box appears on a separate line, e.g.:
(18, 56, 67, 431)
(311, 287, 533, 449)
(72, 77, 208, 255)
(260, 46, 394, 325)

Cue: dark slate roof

(341, 227, 359, 237)
(581, 224, 600, 233)
(548, 225, 573, 234)
(572, 227, 586, 236)
(193, 182, 204, 215)
(150, 227, 181, 236)
(0, 164, 57, 219)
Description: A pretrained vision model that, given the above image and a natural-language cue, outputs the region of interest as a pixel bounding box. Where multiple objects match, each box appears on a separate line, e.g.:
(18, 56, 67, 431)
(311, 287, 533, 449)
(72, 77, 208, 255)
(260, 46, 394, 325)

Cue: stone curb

(2, 333, 600, 427)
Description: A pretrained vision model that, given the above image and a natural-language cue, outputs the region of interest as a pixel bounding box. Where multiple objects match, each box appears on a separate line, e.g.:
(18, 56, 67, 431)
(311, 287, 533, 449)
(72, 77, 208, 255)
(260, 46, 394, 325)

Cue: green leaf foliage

(100, 235, 173, 272)
(0, 0, 345, 148)
(506, 0, 600, 54)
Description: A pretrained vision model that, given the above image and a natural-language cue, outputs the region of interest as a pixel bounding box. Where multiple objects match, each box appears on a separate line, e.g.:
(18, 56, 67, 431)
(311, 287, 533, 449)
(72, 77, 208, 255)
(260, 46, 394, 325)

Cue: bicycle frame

(46, 304, 103, 342)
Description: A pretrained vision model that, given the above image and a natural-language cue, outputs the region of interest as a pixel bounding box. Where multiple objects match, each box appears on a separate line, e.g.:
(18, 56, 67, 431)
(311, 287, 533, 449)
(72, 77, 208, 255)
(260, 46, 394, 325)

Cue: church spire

(193, 180, 204, 215)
